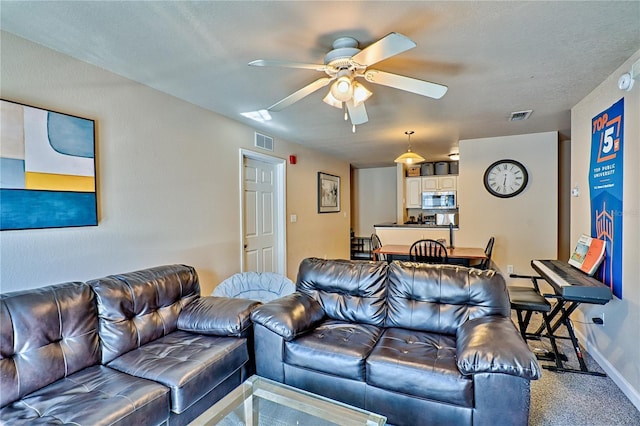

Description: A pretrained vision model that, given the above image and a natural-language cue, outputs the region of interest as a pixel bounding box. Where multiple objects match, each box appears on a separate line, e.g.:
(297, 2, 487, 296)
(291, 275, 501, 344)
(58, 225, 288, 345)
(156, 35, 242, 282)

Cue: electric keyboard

(531, 260, 613, 304)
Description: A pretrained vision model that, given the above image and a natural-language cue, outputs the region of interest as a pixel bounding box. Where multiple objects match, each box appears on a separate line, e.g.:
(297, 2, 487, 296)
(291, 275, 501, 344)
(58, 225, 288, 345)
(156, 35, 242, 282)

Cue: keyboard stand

(511, 274, 606, 377)
(539, 295, 606, 376)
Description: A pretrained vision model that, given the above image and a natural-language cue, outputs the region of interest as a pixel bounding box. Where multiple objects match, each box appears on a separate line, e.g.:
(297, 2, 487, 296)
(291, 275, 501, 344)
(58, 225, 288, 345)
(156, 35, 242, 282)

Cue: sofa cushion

(106, 330, 248, 414)
(386, 262, 510, 334)
(296, 258, 388, 326)
(285, 319, 382, 381)
(89, 264, 200, 363)
(0, 282, 100, 408)
(0, 365, 169, 425)
(367, 328, 473, 407)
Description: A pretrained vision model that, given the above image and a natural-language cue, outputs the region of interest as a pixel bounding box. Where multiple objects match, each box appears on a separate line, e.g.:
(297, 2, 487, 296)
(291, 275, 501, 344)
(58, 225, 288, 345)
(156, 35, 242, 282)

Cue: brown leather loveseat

(0, 264, 260, 425)
(251, 258, 541, 426)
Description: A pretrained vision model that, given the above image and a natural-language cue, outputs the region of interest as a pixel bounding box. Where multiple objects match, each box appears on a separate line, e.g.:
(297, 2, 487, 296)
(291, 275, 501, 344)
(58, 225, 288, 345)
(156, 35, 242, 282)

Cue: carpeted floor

(521, 312, 640, 425)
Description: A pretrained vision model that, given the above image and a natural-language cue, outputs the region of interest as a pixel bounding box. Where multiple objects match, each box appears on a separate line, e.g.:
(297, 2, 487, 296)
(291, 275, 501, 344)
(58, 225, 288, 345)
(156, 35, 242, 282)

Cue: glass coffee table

(190, 375, 386, 426)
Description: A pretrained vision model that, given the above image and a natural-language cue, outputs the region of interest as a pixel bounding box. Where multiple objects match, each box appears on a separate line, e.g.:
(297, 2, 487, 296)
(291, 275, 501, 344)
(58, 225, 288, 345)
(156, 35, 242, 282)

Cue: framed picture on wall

(318, 172, 340, 213)
(0, 99, 97, 230)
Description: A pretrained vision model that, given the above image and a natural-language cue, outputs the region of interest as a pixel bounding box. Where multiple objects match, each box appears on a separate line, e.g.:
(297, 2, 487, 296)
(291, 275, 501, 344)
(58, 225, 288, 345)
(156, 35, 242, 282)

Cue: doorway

(240, 149, 286, 274)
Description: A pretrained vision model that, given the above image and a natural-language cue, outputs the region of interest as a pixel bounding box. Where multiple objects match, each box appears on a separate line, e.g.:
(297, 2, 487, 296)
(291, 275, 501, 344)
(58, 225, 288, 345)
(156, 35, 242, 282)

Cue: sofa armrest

(177, 296, 261, 337)
(456, 316, 541, 380)
(250, 292, 325, 341)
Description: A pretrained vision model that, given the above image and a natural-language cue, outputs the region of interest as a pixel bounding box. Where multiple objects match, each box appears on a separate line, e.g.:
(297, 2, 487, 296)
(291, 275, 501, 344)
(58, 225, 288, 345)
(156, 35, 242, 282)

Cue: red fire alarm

(289, 155, 297, 165)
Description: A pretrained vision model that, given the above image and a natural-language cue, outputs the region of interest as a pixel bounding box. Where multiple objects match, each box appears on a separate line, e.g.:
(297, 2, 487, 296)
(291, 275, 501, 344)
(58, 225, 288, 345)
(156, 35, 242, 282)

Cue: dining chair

(473, 236, 495, 269)
(370, 233, 385, 261)
(409, 239, 449, 264)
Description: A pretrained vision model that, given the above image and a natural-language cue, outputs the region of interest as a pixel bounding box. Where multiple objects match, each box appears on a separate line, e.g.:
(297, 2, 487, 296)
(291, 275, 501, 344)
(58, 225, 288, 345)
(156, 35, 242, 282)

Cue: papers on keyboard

(568, 234, 606, 276)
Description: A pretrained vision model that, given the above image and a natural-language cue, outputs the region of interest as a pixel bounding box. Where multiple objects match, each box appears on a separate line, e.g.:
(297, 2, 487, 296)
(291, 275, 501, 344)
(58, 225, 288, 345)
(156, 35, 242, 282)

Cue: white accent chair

(213, 272, 295, 302)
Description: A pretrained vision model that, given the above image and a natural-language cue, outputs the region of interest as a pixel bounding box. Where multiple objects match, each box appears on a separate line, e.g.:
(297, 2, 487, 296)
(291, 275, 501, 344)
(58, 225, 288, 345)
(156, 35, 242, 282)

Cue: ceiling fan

(249, 32, 448, 128)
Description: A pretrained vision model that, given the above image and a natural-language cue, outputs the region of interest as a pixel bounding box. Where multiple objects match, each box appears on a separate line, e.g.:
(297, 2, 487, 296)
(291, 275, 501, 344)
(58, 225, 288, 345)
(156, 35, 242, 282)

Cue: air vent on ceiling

(509, 110, 533, 121)
(255, 132, 274, 151)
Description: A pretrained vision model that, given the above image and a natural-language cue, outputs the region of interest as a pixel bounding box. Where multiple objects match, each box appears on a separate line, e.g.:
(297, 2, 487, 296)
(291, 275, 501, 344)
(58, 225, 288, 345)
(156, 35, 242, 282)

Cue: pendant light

(394, 131, 425, 164)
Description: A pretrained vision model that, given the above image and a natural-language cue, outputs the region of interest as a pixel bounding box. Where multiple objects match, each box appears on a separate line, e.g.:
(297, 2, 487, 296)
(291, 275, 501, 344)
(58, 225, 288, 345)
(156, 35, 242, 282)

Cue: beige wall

(458, 132, 559, 279)
(351, 167, 397, 237)
(285, 152, 351, 278)
(570, 50, 640, 407)
(0, 32, 350, 294)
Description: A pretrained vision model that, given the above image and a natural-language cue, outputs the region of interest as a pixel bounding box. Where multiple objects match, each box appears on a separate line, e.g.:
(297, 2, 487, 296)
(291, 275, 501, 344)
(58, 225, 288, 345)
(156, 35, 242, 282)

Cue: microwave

(422, 191, 456, 210)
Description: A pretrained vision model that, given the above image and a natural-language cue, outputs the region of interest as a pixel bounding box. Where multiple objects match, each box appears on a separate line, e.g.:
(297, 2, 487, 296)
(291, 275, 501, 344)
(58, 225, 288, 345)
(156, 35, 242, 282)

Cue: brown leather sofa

(251, 258, 541, 426)
(0, 264, 260, 426)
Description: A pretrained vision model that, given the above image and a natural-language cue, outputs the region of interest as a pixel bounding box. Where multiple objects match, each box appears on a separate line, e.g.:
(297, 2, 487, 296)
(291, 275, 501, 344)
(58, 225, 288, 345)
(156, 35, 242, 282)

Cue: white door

(242, 156, 281, 273)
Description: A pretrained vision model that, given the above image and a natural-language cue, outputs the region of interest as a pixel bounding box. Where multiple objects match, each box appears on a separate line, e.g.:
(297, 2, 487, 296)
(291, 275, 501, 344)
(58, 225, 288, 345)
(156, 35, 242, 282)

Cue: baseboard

(575, 328, 640, 411)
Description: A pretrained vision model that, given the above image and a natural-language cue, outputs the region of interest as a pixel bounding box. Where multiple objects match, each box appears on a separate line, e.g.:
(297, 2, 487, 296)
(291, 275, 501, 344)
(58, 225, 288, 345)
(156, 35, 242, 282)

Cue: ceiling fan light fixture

(394, 131, 425, 164)
(331, 73, 353, 102)
(352, 82, 372, 106)
(322, 92, 343, 109)
(336, 79, 350, 93)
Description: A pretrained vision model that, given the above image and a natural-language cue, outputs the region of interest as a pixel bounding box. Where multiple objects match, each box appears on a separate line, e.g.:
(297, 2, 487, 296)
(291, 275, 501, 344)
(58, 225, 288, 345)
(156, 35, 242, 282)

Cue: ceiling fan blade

(346, 100, 368, 125)
(267, 77, 332, 111)
(364, 69, 448, 99)
(249, 59, 327, 72)
(351, 32, 416, 66)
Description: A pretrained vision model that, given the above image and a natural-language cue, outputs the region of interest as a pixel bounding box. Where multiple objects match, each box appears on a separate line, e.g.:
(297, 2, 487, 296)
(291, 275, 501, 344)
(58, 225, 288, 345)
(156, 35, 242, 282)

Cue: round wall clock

(483, 159, 529, 198)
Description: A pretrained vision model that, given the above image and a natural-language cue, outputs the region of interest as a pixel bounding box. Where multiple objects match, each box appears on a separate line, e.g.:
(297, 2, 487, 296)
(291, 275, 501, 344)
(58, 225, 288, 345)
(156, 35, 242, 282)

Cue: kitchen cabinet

(405, 177, 422, 208)
(406, 175, 458, 208)
(422, 176, 457, 191)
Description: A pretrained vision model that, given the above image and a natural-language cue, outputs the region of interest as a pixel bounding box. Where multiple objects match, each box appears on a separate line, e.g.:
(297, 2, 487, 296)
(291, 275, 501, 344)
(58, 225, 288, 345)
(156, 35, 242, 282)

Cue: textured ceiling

(1, 1, 639, 168)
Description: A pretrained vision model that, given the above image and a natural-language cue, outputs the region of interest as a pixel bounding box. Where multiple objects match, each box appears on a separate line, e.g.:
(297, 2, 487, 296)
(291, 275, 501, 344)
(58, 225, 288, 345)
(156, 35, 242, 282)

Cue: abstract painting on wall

(1, 99, 97, 230)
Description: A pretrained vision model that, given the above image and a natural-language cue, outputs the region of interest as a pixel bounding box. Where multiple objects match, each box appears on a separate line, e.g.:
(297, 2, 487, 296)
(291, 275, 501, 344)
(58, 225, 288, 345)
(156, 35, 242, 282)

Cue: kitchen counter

(375, 222, 459, 230)
(374, 223, 458, 246)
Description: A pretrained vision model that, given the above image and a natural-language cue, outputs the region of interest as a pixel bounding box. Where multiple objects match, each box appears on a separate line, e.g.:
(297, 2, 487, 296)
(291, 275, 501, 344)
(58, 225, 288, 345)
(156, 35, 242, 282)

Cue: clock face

(483, 159, 529, 198)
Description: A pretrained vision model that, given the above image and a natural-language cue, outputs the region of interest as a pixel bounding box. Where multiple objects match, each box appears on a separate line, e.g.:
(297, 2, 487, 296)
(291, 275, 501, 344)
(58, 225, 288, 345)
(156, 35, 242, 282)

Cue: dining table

(372, 244, 487, 266)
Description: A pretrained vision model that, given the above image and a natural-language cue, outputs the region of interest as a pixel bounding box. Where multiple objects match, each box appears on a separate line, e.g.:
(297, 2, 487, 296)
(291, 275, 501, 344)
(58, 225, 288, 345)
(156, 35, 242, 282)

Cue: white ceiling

(1, 1, 639, 168)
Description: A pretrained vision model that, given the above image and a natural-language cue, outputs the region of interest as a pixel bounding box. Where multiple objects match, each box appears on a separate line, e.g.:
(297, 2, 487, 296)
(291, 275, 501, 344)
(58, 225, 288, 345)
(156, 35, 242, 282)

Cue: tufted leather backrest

(296, 258, 388, 326)
(89, 264, 200, 364)
(0, 282, 100, 408)
(386, 262, 510, 334)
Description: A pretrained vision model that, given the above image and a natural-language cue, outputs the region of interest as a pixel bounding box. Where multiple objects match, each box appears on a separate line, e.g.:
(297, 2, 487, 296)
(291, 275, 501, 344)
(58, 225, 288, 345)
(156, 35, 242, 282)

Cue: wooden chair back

(409, 239, 449, 264)
(371, 233, 385, 261)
